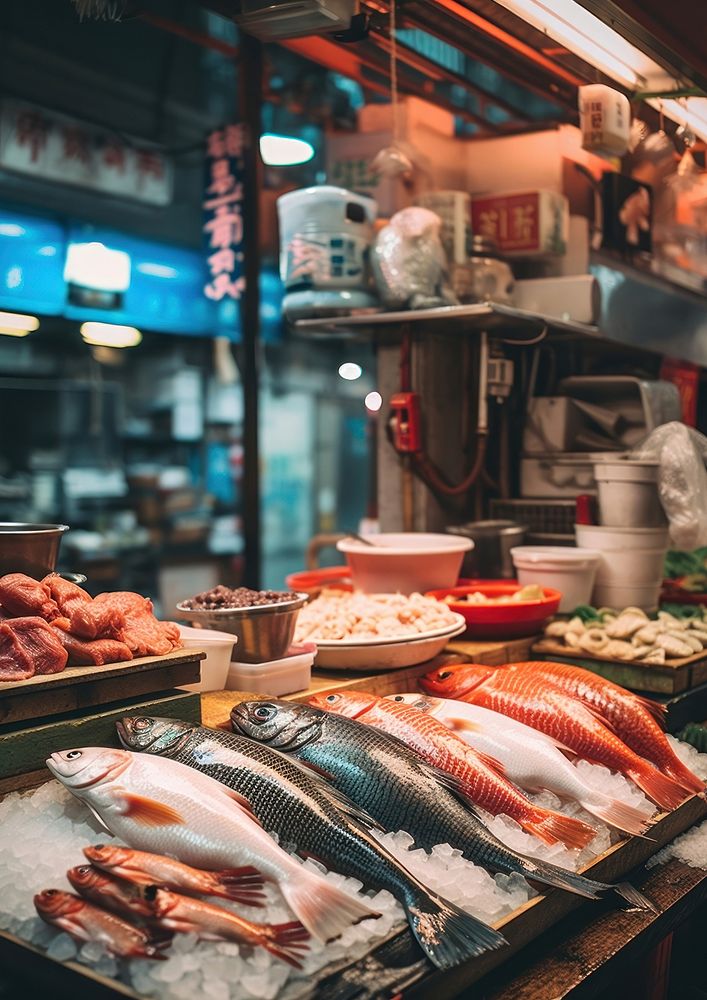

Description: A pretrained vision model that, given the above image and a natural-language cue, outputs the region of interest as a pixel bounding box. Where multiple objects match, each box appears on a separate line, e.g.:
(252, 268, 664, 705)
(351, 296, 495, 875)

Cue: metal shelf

(293, 301, 600, 341)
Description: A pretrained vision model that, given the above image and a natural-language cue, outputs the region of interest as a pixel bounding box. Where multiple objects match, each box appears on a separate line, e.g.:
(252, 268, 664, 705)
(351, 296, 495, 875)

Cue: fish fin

(472, 748, 508, 780)
(289, 757, 384, 830)
(214, 866, 267, 907)
(614, 882, 658, 914)
(626, 764, 689, 812)
(84, 802, 111, 833)
(220, 788, 264, 827)
(523, 810, 597, 850)
(578, 796, 654, 837)
(581, 703, 621, 736)
(634, 695, 668, 728)
(278, 867, 380, 942)
(122, 793, 184, 827)
(664, 763, 706, 797)
(447, 717, 482, 733)
(260, 921, 311, 969)
(404, 891, 506, 969)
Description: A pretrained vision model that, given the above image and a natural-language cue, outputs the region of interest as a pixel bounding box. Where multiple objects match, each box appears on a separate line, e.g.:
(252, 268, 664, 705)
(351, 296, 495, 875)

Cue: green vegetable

(665, 548, 707, 581)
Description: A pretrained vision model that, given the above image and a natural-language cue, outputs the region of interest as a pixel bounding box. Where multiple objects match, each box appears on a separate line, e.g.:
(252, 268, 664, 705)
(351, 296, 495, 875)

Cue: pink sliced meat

(42, 575, 125, 640)
(9, 617, 68, 674)
(0, 621, 36, 680)
(94, 592, 183, 657)
(0, 574, 60, 620)
(52, 628, 133, 666)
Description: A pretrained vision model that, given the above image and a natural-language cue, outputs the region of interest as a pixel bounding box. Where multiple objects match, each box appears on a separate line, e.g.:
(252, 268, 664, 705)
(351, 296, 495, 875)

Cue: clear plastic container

(226, 644, 316, 696)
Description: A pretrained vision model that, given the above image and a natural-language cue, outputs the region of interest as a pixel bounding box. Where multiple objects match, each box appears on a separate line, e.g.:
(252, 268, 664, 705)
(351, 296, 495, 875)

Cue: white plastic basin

(511, 545, 601, 613)
(337, 533, 472, 595)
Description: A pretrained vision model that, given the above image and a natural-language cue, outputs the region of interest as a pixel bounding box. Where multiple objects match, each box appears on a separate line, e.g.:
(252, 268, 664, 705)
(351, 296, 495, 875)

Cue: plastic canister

(593, 460, 665, 528)
(226, 644, 316, 697)
(511, 546, 601, 613)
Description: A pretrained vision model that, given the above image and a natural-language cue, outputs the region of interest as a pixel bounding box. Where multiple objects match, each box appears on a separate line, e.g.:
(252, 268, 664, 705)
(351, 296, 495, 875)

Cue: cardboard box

(471, 189, 569, 257)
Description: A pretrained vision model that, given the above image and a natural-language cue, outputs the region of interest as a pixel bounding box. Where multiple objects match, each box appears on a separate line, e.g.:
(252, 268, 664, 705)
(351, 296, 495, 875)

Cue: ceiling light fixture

(338, 362, 362, 381)
(259, 133, 315, 166)
(0, 311, 39, 332)
(646, 96, 707, 144)
(80, 322, 142, 348)
(365, 391, 382, 412)
(490, 0, 671, 91)
(65, 242, 131, 292)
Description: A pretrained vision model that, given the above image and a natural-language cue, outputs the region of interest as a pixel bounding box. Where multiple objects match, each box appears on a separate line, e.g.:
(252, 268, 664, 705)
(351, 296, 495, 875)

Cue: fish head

(142, 885, 174, 917)
(117, 715, 195, 755)
(386, 693, 440, 712)
(420, 662, 495, 698)
(66, 864, 107, 894)
(34, 889, 83, 919)
(46, 747, 131, 791)
(230, 699, 325, 752)
(83, 844, 133, 870)
(308, 691, 378, 719)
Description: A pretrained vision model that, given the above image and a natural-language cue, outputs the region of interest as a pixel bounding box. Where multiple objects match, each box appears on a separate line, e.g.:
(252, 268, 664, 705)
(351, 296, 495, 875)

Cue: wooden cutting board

(0, 649, 205, 726)
(531, 638, 707, 694)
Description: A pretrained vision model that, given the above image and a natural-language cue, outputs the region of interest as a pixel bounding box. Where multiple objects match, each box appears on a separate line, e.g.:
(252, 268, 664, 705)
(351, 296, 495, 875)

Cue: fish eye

(66, 750, 82, 760)
(325, 695, 338, 703)
(43, 890, 57, 897)
(437, 671, 452, 681)
(134, 718, 151, 731)
(392, 696, 404, 701)
(253, 705, 272, 721)
(77, 866, 91, 876)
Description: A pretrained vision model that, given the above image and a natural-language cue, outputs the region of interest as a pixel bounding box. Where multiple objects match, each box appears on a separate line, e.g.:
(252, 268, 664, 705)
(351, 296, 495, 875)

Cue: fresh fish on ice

(389, 693, 654, 836)
(230, 700, 655, 912)
(309, 690, 598, 849)
(116, 715, 505, 970)
(46, 746, 377, 943)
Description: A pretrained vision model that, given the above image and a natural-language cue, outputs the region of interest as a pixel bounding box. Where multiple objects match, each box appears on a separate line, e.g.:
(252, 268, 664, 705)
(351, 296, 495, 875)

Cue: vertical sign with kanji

(203, 125, 246, 303)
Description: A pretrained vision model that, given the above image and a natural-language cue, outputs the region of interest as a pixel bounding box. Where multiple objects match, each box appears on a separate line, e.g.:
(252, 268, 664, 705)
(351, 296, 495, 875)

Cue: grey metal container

(176, 593, 309, 664)
(446, 520, 528, 579)
(0, 523, 69, 579)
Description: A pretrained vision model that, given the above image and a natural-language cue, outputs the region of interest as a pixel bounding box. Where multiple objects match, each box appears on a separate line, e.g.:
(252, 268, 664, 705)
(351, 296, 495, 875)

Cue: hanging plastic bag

(631, 421, 707, 549)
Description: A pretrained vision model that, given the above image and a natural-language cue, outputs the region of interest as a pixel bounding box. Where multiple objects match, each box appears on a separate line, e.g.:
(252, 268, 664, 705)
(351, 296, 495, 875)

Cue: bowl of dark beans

(177, 585, 309, 663)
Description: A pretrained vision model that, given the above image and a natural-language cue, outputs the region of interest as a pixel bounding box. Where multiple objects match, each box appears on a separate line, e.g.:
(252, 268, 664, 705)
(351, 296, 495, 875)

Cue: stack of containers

(575, 459, 668, 611)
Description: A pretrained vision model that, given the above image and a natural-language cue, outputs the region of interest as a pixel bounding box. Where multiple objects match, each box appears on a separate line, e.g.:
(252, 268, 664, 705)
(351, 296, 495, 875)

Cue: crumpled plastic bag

(631, 421, 707, 549)
(370, 206, 458, 310)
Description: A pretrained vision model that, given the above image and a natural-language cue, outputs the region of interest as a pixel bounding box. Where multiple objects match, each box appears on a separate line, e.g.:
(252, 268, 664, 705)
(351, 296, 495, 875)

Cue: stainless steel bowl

(176, 593, 309, 664)
(0, 523, 70, 579)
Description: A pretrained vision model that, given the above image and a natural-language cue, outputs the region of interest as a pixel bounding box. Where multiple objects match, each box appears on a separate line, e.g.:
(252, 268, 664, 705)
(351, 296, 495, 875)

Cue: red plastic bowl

(285, 566, 352, 596)
(425, 582, 562, 639)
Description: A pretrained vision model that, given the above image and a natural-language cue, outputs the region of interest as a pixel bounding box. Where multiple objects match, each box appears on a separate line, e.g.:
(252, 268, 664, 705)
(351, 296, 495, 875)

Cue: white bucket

(575, 523, 669, 551)
(177, 625, 237, 693)
(592, 580, 662, 613)
(593, 460, 666, 528)
(510, 546, 601, 613)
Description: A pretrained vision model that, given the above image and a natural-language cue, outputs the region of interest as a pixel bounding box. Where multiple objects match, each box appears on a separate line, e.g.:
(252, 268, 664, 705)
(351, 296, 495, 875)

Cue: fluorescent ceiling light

(137, 262, 179, 279)
(338, 362, 362, 381)
(490, 0, 671, 90)
(647, 96, 707, 144)
(365, 391, 382, 412)
(64, 242, 131, 292)
(0, 224, 25, 237)
(0, 311, 39, 332)
(81, 322, 142, 348)
(260, 133, 315, 166)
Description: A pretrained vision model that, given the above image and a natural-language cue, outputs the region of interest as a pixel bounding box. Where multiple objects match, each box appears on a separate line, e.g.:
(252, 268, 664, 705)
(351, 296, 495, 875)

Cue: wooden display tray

(531, 638, 707, 694)
(0, 649, 205, 726)
(2, 637, 705, 1000)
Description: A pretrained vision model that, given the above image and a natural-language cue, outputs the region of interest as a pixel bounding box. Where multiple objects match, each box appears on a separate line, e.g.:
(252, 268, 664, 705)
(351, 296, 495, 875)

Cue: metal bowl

(175, 593, 309, 664)
(0, 523, 70, 579)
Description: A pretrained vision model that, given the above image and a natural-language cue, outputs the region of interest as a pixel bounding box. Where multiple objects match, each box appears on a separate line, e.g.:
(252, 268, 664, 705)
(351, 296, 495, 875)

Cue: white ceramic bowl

(511, 545, 601, 613)
(177, 624, 237, 692)
(312, 618, 466, 671)
(337, 533, 472, 594)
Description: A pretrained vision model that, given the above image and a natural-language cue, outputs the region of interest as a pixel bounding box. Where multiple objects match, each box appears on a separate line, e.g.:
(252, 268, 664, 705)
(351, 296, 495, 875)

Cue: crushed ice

(645, 737, 707, 872)
(2, 737, 705, 998)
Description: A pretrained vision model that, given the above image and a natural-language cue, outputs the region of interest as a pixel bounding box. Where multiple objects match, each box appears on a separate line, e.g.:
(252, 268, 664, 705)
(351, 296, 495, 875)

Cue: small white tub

(177, 625, 237, 693)
(511, 546, 601, 613)
(593, 459, 666, 528)
(226, 643, 317, 697)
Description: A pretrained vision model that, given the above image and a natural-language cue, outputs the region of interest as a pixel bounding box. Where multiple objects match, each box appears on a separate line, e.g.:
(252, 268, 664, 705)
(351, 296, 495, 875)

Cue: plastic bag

(631, 421, 707, 549)
(370, 207, 457, 310)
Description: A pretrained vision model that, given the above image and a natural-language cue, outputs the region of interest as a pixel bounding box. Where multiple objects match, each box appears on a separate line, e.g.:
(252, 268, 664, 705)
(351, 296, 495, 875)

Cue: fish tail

(626, 762, 689, 811)
(403, 889, 506, 969)
(522, 809, 598, 850)
(663, 760, 706, 798)
(260, 921, 311, 969)
(634, 695, 667, 728)
(279, 869, 380, 942)
(614, 882, 658, 913)
(212, 866, 268, 907)
(578, 795, 654, 837)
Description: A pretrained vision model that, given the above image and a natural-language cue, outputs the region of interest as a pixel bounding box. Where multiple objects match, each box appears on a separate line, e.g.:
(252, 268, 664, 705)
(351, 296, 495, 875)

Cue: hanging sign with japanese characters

(0, 99, 173, 206)
(203, 124, 245, 303)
